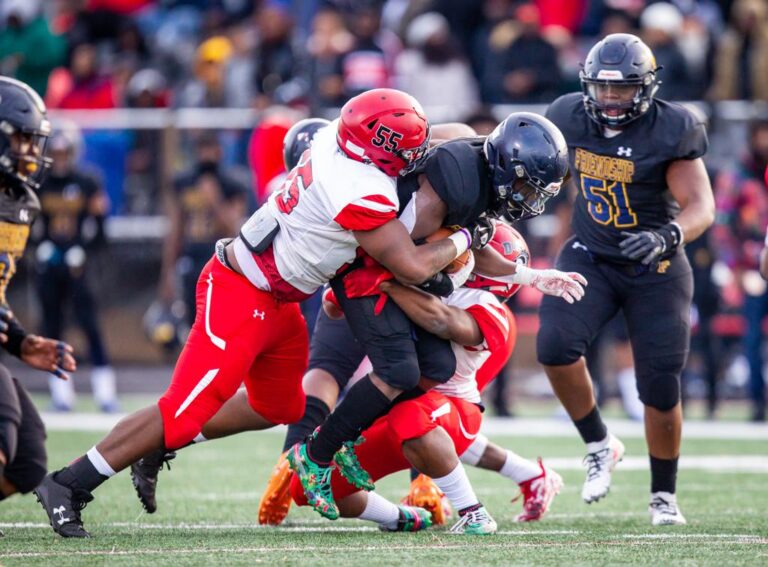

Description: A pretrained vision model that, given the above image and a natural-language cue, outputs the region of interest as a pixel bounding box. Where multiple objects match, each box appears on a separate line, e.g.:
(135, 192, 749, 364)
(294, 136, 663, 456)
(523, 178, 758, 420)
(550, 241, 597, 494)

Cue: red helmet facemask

(336, 88, 430, 177)
(465, 220, 530, 301)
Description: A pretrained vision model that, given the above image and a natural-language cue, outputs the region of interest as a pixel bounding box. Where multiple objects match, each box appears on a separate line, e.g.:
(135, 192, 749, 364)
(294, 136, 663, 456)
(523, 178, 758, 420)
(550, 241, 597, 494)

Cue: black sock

(573, 405, 608, 444)
(409, 467, 419, 481)
(307, 376, 391, 464)
(650, 455, 678, 494)
(282, 396, 331, 452)
(54, 455, 108, 493)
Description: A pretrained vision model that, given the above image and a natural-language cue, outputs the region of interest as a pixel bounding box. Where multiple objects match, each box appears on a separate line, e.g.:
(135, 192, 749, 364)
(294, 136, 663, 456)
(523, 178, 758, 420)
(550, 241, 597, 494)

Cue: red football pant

(290, 391, 482, 504)
(158, 257, 308, 449)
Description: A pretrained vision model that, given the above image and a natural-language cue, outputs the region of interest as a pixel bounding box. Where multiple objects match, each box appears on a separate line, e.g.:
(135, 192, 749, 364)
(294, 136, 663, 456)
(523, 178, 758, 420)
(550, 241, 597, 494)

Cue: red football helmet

(466, 220, 530, 301)
(337, 88, 430, 177)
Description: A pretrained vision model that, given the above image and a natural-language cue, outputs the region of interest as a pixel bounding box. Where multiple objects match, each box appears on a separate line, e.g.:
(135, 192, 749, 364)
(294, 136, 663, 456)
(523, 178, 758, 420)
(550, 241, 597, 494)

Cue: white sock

(357, 491, 400, 529)
(91, 366, 117, 407)
(432, 463, 479, 512)
(87, 447, 116, 477)
(499, 451, 542, 484)
(193, 433, 208, 444)
(586, 435, 610, 454)
(49, 374, 76, 409)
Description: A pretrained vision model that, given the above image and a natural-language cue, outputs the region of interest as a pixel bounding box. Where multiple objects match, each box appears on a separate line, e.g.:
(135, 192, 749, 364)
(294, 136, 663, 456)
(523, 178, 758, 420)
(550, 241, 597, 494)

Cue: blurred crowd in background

(2, 0, 768, 421)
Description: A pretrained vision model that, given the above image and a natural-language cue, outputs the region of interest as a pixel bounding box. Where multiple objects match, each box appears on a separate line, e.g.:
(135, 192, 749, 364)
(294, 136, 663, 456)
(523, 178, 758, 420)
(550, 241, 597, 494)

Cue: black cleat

(130, 449, 176, 514)
(34, 473, 93, 538)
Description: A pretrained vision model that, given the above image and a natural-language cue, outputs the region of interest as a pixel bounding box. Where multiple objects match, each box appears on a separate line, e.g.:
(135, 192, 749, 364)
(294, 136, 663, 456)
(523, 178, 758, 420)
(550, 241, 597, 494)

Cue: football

(425, 227, 472, 274)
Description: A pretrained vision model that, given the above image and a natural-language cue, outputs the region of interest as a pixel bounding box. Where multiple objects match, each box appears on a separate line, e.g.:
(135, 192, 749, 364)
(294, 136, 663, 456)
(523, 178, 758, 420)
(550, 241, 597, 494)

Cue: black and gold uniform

(537, 89, 707, 410)
(36, 166, 109, 368)
(0, 77, 63, 504)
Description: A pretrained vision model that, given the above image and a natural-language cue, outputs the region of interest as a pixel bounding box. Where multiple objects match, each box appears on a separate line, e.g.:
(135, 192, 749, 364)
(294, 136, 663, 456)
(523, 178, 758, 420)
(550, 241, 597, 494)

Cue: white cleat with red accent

(513, 458, 563, 522)
(581, 434, 625, 504)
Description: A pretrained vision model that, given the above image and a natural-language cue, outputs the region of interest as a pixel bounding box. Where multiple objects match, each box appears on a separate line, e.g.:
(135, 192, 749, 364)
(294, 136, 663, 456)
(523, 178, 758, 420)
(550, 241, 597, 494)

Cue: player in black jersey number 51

(537, 34, 714, 526)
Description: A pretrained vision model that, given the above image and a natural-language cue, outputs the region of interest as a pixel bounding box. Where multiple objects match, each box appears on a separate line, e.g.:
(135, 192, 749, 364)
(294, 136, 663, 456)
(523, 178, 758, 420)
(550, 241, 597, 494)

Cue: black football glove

(619, 223, 683, 265)
(417, 272, 454, 297)
(465, 216, 495, 250)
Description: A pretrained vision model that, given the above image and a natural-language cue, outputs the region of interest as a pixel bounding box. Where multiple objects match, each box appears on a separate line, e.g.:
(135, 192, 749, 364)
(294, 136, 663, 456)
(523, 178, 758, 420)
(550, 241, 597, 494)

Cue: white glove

(447, 251, 475, 290)
(512, 265, 588, 304)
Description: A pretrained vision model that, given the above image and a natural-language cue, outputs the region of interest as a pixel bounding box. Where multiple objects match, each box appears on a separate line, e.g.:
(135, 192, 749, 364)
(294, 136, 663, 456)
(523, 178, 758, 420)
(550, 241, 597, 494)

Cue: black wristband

(4, 316, 27, 358)
(658, 222, 683, 251)
(417, 272, 454, 297)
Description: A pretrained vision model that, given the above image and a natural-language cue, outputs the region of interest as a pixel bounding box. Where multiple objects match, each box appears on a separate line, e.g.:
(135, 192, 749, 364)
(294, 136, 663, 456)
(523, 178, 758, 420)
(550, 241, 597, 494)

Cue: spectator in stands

(640, 2, 691, 100)
(175, 36, 234, 108)
(394, 12, 478, 123)
(478, 2, 561, 103)
(124, 69, 169, 214)
(158, 133, 247, 328)
(338, 1, 391, 99)
(305, 8, 354, 109)
(56, 43, 117, 109)
(0, 0, 66, 96)
(252, 2, 302, 108)
(709, 0, 768, 101)
(714, 119, 768, 421)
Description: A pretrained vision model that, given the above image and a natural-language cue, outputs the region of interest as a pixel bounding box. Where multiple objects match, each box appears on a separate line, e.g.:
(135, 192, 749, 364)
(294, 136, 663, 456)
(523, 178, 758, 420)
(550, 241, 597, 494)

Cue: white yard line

(3, 537, 765, 559)
(41, 413, 768, 439)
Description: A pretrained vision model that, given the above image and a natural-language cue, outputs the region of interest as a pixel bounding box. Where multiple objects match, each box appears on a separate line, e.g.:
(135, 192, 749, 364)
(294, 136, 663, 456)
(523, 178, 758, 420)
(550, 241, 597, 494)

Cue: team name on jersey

(575, 148, 635, 184)
(0, 222, 29, 256)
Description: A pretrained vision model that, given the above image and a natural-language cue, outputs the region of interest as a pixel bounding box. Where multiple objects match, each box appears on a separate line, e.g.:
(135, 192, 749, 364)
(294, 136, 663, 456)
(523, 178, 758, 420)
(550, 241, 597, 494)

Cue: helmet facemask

(493, 164, 562, 222)
(580, 66, 659, 127)
(395, 127, 431, 176)
(0, 120, 52, 191)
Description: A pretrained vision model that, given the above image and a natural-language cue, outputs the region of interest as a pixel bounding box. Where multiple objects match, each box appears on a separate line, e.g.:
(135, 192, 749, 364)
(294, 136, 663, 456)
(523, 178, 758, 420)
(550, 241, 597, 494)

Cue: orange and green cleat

(257, 451, 294, 526)
(333, 437, 374, 491)
(286, 442, 338, 520)
(402, 474, 452, 526)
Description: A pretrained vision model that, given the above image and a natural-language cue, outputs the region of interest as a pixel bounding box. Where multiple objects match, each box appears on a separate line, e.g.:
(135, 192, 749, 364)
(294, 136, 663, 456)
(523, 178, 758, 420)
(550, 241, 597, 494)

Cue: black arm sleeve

(3, 315, 28, 358)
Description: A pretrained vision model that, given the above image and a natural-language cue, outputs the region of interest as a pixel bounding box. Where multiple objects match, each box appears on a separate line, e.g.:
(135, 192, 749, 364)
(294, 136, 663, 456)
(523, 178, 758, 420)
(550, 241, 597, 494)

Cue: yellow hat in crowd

(197, 36, 233, 64)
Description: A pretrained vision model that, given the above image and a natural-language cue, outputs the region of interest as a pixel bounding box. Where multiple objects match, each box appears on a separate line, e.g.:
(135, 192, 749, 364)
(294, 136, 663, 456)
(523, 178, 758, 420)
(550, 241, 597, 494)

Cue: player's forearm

(674, 196, 715, 244)
(760, 248, 768, 280)
(380, 281, 453, 338)
(473, 245, 518, 277)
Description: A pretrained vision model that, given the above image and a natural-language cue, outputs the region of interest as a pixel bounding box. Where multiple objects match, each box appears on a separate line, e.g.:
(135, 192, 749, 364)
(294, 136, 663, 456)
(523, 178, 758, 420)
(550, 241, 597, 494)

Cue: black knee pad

(5, 456, 46, 493)
(376, 349, 421, 390)
(4, 378, 47, 493)
(415, 328, 456, 383)
(0, 365, 21, 462)
(636, 355, 683, 411)
(536, 318, 586, 366)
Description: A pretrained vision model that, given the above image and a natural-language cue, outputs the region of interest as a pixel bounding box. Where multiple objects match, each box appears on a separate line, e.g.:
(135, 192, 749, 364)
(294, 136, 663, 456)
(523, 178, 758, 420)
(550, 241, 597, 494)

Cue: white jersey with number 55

(234, 120, 400, 301)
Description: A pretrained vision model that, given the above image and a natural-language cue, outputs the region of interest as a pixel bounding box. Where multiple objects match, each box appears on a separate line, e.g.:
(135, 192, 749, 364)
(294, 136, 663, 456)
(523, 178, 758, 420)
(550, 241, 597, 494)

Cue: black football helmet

(580, 33, 660, 128)
(0, 77, 52, 191)
(282, 118, 330, 171)
(483, 112, 568, 221)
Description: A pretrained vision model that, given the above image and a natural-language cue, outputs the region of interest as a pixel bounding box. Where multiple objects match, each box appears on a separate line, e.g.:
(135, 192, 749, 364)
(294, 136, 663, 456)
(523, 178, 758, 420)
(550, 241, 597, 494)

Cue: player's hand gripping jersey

(234, 120, 399, 301)
(545, 93, 707, 264)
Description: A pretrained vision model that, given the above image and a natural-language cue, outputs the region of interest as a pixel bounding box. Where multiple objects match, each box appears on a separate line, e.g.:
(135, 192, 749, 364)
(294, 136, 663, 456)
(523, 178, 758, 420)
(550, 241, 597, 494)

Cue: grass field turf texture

(2, 420, 766, 567)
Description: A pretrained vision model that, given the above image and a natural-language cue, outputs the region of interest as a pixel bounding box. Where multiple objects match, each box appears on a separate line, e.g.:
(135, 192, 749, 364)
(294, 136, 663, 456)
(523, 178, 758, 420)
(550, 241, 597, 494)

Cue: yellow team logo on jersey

(657, 260, 670, 274)
(0, 222, 30, 257)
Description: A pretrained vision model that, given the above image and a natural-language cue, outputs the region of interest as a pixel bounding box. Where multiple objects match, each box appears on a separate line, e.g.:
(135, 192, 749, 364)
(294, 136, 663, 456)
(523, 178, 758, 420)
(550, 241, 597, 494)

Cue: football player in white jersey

(35, 88, 494, 538)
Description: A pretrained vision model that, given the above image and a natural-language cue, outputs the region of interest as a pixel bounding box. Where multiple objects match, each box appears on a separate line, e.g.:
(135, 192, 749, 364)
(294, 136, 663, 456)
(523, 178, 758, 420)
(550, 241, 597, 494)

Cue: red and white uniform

(291, 290, 517, 505)
(435, 288, 513, 403)
(234, 121, 399, 301)
(158, 121, 401, 450)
